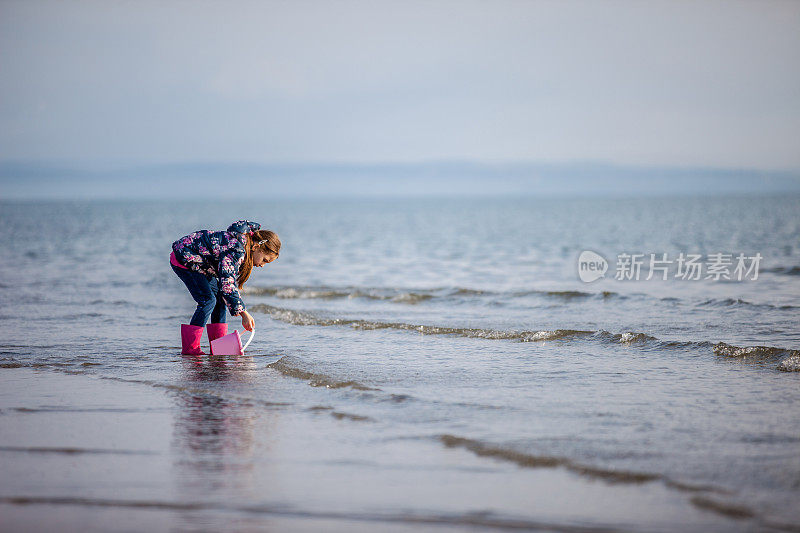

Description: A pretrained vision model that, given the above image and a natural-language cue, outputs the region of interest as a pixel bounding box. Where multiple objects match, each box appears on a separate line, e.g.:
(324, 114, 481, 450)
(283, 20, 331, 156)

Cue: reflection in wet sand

(171, 355, 264, 527)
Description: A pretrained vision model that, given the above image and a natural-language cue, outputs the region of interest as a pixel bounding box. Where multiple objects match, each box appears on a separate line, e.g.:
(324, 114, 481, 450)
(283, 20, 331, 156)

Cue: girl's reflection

(172, 355, 259, 496)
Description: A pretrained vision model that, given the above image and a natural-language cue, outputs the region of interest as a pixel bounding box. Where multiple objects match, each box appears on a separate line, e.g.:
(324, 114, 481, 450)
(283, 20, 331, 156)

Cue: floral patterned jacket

(172, 220, 261, 315)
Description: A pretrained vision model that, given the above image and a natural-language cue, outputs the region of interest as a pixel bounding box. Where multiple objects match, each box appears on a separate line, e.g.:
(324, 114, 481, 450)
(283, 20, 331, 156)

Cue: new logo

(578, 250, 608, 283)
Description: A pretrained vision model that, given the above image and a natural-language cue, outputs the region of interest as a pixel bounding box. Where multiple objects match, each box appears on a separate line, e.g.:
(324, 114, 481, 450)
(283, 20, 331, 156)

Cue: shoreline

(0, 366, 774, 532)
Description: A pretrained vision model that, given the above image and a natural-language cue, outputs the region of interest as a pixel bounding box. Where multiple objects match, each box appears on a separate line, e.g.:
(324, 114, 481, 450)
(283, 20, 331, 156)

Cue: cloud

(1, 0, 799, 168)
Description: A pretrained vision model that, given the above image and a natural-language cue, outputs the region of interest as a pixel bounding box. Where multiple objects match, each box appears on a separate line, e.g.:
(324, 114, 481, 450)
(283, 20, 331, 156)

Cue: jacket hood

(227, 220, 261, 234)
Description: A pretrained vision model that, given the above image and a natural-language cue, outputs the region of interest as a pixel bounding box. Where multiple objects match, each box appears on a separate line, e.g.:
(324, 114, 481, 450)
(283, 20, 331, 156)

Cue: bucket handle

(241, 329, 254, 353)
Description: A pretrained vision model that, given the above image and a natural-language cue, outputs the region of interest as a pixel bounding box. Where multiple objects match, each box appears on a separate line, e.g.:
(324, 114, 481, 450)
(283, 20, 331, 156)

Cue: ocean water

(1, 195, 799, 532)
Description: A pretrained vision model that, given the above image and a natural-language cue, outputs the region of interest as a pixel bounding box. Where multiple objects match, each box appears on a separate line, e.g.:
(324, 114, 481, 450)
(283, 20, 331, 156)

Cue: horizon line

(1, 158, 799, 177)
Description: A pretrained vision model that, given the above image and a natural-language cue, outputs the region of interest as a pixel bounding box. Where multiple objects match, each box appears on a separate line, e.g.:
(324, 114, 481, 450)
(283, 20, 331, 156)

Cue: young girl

(170, 220, 281, 355)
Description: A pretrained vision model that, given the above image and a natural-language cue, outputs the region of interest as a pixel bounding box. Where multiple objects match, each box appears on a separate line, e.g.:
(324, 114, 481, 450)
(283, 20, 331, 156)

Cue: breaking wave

(244, 285, 440, 304)
(244, 284, 620, 305)
(713, 342, 800, 371)
(249, 303, 593, 342)
(249, 304, 800, 372)
(245, 284, 799, 314)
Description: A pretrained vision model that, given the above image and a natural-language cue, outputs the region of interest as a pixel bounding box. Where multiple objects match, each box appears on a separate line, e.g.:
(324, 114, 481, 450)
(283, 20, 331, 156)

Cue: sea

(0, 195, 799, 532)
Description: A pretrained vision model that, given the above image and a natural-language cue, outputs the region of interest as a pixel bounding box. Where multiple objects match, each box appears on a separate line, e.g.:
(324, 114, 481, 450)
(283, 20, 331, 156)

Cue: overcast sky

(1, 0, 799, 171)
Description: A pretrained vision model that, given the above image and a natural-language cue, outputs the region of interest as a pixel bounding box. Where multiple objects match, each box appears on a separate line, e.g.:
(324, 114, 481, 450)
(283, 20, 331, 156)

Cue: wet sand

(0, 366, 772, 533)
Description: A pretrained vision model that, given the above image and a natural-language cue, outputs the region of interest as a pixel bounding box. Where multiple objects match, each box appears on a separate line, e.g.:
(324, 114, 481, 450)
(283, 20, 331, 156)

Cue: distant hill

(1, 160, 799, 199)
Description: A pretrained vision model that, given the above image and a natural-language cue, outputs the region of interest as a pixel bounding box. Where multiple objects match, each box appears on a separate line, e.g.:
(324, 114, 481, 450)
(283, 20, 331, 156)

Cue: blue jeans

(172, 264, 227, 327)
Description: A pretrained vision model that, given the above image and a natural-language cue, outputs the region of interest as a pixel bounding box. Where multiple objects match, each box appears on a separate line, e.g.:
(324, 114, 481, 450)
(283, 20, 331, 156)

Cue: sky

(1, 0, 799, 174)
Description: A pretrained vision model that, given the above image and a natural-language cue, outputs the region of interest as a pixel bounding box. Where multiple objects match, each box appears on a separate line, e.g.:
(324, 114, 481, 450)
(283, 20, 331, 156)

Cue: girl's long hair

(237, 229, 281, 289)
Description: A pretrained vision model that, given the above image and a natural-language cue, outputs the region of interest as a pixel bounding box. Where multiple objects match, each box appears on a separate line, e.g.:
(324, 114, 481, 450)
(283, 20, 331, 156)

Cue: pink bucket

(210, 329, 254, 356)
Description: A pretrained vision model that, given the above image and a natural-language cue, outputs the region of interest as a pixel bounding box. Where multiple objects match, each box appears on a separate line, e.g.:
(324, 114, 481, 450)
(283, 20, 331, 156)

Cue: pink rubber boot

(206, 323, 228, 355)
(180, 324, 205, 355)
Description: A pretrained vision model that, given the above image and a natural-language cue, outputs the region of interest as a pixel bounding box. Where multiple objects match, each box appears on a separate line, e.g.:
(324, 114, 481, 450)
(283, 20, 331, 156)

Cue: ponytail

(237, 229, 281, 289)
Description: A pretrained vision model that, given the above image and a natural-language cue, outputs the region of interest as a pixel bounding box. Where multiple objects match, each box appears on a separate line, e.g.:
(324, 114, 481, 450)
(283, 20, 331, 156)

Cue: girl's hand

(240, 310, 255, 331)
